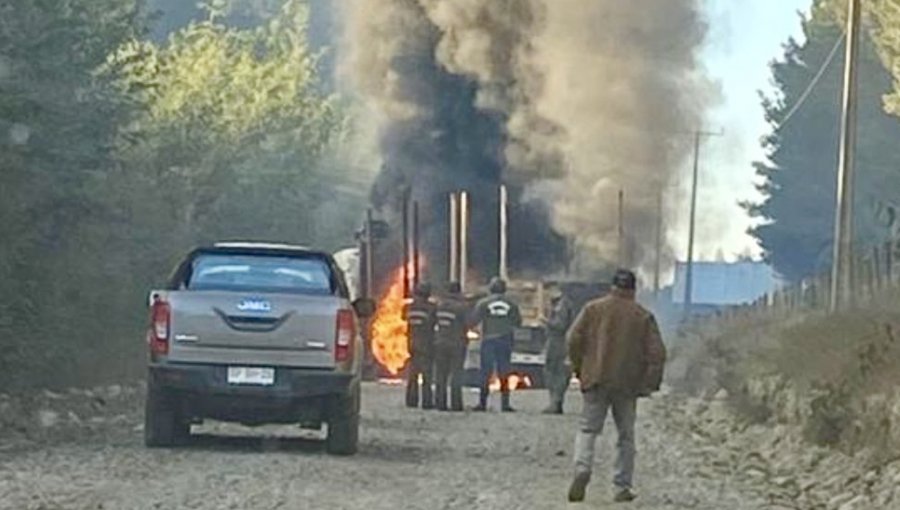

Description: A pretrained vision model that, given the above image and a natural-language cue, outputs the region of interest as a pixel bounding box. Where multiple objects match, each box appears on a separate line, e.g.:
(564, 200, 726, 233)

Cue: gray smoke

(338, 0, 565, 280)
(340, 0, 711, 279)
(531, 0, 712, 276)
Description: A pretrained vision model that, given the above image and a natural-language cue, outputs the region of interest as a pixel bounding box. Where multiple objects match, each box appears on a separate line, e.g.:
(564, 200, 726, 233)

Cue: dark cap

(414, 282, 432, 297)
(612, 269, 637, 290)
(489, 277, 507, 294)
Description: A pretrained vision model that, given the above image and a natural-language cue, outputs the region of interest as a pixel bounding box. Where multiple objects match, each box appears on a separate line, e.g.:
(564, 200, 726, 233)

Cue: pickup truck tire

(325, 381, 360, 456)
(144, 382, 191, 448)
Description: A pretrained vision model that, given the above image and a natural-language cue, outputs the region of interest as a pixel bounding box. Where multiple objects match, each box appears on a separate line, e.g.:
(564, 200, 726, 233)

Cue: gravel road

(0, 384, 786, 510)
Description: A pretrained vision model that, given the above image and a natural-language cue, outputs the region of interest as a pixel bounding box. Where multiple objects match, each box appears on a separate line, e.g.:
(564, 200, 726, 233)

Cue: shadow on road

(186, 433, 325, 454)
(182, 433, 439, 463)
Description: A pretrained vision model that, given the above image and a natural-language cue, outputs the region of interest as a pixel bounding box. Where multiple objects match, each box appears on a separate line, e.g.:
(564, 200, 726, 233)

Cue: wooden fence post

(886, 240, 894, 287)
(851, 251, 861, 304)
(872, 245, 882, 291)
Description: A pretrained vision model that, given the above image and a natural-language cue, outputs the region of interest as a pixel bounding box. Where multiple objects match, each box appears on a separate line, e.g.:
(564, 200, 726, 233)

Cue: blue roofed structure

(671, 261, 780, 307)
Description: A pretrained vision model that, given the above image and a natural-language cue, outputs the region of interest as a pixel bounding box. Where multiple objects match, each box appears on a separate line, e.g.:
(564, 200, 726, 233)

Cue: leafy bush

(0, 0, 368, 391)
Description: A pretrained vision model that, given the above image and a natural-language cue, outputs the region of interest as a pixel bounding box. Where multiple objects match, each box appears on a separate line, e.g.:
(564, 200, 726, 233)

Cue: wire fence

(696, 240, 900, 326)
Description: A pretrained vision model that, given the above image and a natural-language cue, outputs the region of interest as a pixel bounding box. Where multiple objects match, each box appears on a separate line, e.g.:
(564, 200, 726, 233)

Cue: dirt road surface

(1, 384, 781, 509)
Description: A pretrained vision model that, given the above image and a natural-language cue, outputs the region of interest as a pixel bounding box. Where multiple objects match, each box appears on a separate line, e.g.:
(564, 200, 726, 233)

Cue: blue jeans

(574, 386, 637, 490)
(479, 335, 513, 405)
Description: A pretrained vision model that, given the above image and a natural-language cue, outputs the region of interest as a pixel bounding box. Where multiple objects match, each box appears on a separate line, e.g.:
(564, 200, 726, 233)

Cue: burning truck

(334, 186, 609, 388)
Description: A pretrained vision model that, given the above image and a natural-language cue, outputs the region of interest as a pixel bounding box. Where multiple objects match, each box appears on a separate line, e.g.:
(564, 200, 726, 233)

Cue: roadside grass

(673, 298, 900, 455)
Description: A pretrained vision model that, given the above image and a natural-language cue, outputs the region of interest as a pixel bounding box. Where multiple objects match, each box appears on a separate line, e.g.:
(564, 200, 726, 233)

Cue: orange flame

(489, 374, 533, 392)
(370, 266, 411, 376)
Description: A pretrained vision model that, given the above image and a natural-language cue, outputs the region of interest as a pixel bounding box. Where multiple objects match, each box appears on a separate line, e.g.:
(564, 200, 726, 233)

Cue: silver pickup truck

(144, 242, 374, 455)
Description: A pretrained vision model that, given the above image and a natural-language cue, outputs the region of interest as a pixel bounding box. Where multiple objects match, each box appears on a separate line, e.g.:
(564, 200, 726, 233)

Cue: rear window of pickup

(185, 253, 335, 296)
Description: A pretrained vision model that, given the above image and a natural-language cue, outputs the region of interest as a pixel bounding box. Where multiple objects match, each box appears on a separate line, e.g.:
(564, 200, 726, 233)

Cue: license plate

(227, 367, 275, 386)
(511, 353, 544, 365)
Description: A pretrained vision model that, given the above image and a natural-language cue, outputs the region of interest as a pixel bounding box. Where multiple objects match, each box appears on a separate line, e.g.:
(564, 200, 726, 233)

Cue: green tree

(821, 1, 900, 118)
(107, 0, 345, 244)
(868, 1, 900, 117)
(147, 0, 287, 40)
(0, 0, 146, 388)
(0, 0, 366, 390)
(748, 9, 900, 282)
(90, 0, 362, 386)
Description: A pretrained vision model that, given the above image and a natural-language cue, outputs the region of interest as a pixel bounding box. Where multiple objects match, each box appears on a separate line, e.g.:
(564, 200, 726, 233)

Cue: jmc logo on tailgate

(237, 299, 272, 312)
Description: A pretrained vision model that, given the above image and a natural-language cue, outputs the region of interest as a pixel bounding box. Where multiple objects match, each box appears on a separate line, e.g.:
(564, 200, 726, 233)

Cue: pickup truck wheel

(325, 382, 360, 456)
(144, 383, 190, 448)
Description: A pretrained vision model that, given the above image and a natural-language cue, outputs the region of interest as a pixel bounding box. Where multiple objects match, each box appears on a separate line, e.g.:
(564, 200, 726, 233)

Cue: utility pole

(654, 189, 663, 295)
(449, 192, 459, 283)
(830, 0, 862, 313)
(401, 191, 410, 298)
(499, 185, 509, 281)
(684, 129, 723, 316)
(365, 209, 375, 300)
(412, 201, 420, 289)
(459, 191, 469, 293)
(617, 189, 626, 268)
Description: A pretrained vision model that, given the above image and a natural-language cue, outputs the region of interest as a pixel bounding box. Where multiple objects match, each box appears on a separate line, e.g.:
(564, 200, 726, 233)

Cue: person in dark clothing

(434, 282, 470, 412)
(405, 282, 437, 409)
(542, 291, 576, 414)
(470, 277, 522, 412)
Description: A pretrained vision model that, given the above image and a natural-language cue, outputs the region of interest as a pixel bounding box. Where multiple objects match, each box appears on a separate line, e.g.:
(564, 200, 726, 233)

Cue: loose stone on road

(1, 384, 777, 509)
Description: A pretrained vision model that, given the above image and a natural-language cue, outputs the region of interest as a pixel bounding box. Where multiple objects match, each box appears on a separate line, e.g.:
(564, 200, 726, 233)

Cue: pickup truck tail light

(149, 296, 171, 356)
(335, 309, 355, 362)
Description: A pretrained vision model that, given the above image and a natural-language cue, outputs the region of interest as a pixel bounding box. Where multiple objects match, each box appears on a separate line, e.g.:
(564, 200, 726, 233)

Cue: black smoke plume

(342, 0, 565, 283)
(340, 0, 711, 283)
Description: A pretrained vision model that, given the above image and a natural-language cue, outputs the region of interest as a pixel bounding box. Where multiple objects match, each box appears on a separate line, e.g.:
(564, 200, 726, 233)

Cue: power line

(778, 32, 846, 130)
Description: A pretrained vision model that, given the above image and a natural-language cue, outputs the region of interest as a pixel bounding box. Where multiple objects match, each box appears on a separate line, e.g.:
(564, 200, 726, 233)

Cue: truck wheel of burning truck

(144, 378, 191, 448)
(325, 380, 361, 456)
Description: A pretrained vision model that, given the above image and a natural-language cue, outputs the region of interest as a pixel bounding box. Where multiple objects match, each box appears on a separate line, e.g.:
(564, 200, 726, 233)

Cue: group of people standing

(403, 269, 667, 504)
(404, 277, 521, 413)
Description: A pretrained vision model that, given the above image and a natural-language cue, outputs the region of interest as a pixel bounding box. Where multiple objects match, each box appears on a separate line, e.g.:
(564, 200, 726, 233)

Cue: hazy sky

(680, 0, 812, 261)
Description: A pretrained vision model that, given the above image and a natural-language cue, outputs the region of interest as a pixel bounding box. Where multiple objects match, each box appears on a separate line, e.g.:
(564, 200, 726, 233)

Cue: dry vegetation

(672, 294, 900, 459)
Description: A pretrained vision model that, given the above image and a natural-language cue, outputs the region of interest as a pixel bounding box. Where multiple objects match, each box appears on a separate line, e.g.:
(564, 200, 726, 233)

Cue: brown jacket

(566, 290, 666, 395)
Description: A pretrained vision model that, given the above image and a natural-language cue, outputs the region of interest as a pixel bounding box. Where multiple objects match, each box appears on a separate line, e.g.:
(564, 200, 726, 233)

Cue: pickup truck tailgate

(165, 291, 343, 368)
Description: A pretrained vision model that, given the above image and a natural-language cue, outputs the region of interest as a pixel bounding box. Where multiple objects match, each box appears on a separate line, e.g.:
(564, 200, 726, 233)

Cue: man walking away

(434, 282, 470, 412)
(566, 270, 666, 504)
(405, 282, 437, 409)
(470, 277, 521, 413)
(542, 289, 576, 415)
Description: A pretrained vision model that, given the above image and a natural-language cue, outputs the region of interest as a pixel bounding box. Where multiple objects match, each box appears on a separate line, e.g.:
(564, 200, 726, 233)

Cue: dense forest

(0, 0, 368, 390)
(748, 0, 900, 282)
(5, 0, 900, 389)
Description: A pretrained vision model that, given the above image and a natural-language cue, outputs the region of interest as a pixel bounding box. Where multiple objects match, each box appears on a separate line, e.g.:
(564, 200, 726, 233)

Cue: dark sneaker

(501, 406, 517, 413)
(567, 472, 591, 503)
(471, 404, 488, 412)
(613, 488, 637, 503)
(542, 406, 563, 415)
